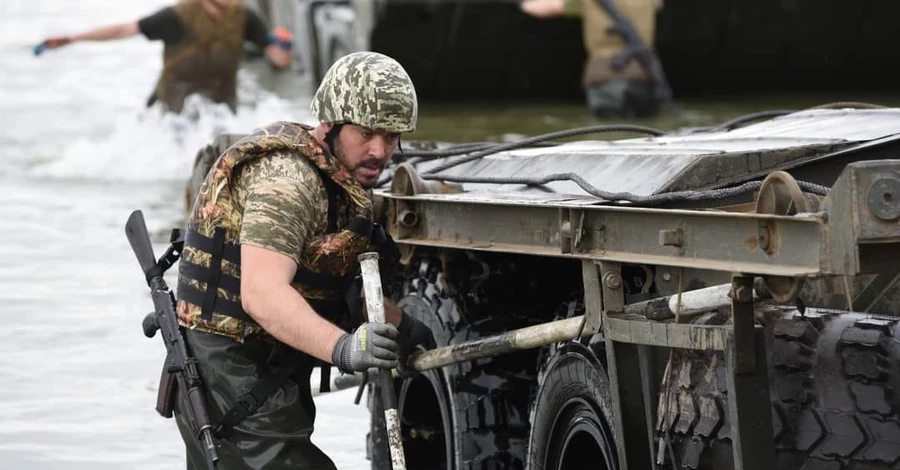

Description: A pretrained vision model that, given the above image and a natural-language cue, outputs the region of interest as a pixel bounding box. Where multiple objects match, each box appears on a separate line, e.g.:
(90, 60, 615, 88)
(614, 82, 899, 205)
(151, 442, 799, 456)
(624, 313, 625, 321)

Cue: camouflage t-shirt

(232, 150, 347, 263)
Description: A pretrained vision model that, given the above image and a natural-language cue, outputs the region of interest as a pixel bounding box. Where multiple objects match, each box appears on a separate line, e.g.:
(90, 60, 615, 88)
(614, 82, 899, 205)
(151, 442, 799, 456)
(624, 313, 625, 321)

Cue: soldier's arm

(521, 0, 566, 18)
(245, 10, 293, 69)
(71, 22, 140, 42)
(40, 22, 139, 50)
(237, 154, 347, 362)
(241, 245, 347, 363)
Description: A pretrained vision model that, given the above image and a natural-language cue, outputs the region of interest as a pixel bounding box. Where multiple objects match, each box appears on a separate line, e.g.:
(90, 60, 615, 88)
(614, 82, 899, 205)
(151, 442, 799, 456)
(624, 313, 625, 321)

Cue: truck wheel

(661, 310, 900, 469)
(526, 341, 619, 470)
(370, 254, 539, 470)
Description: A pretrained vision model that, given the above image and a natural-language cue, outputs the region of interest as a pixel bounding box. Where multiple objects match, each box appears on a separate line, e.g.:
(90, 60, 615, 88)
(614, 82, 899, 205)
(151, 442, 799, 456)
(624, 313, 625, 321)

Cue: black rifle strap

(214, 358, 307, 439)
(319, 363, 332, 393)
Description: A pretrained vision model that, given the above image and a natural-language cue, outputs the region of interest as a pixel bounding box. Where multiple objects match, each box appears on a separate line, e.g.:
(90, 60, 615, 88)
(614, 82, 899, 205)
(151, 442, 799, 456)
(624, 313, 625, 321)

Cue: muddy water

(3, 1, 900, 468)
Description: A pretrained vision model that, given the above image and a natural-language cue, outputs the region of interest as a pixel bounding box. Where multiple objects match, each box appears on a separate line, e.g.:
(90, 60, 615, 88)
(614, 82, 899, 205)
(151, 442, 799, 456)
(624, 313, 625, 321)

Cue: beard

(332, 140, 385, 189)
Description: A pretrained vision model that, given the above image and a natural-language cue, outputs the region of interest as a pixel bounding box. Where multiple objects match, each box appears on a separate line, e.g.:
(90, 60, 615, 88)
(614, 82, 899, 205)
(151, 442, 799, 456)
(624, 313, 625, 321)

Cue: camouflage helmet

(311, 52, 418, 133)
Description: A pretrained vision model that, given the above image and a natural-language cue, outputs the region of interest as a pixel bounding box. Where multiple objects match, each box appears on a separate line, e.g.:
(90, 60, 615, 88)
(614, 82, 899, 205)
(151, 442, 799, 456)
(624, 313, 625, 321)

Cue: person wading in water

(37, 0, 294, 114)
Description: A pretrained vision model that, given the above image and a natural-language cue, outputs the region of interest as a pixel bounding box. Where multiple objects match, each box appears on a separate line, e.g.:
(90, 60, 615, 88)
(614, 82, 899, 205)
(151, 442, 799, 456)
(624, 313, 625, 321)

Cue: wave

(30, 91, 313, 183)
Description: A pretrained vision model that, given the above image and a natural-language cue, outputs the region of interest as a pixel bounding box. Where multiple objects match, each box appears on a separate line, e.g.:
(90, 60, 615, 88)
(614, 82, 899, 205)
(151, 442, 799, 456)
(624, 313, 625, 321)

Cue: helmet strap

(324, 123, 344, 155)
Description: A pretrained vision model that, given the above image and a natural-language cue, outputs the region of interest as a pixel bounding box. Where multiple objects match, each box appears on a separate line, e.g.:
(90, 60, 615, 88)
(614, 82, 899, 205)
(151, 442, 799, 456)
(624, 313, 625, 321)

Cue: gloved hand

(331, 322, 400, 373)
(396, 312, 437, 377)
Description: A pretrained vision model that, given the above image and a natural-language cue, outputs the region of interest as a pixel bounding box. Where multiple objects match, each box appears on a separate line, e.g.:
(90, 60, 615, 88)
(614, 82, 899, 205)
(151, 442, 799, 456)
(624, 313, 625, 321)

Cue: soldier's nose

(369, 137, 391, 161)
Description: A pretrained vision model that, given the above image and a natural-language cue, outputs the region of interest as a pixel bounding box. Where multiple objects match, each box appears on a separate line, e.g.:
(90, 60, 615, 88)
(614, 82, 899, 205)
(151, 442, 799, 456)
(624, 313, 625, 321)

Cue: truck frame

(184, 105, 900, 469)
(364, 106, 900, 470)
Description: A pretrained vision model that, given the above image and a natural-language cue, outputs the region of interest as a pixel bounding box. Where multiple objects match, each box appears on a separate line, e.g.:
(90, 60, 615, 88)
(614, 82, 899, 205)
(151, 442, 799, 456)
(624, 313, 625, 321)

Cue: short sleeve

(237, 153, 326, 265)
(244, 10, 271, 49)
(138, 7, 183, 43)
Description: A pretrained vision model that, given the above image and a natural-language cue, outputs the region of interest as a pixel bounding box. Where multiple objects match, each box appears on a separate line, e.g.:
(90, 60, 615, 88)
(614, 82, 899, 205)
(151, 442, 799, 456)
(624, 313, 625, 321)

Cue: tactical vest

(175, 121, 394, 342)
(149, 0, 246, 113)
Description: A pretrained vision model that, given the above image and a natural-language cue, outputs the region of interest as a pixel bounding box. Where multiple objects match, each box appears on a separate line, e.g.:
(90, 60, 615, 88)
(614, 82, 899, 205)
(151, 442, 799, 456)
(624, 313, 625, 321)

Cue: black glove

(331, 322, 400, 373)
(396, 312, 437, 376)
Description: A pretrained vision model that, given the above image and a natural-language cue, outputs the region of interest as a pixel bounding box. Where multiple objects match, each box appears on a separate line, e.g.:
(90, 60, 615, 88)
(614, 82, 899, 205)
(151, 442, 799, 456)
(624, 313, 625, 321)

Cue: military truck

(185, 104, 900, 469)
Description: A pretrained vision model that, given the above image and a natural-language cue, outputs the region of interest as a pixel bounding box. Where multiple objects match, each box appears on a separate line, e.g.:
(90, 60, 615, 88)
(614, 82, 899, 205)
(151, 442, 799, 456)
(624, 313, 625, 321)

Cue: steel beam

(385, 195, 825, 276)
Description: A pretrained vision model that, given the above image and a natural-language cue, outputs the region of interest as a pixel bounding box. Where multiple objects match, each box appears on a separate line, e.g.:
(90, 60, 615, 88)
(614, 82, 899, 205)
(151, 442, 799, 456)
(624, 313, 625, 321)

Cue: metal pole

(408, 282, 741, 372)
(358, 252, 407, 470)
(411, 316, 585, 371)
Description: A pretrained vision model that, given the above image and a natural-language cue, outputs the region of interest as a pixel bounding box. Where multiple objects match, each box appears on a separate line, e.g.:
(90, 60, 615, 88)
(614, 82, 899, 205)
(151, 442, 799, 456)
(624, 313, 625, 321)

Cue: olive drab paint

(150, 0, 245, 113)
(310, 51, 419, 133)
(566, 0, 657, 86)
(176, 121, 375, 341)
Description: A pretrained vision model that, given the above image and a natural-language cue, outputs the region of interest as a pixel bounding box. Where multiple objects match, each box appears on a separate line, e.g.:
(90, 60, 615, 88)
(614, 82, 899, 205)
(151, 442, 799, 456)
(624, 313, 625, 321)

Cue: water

(2, 1, 900, 468)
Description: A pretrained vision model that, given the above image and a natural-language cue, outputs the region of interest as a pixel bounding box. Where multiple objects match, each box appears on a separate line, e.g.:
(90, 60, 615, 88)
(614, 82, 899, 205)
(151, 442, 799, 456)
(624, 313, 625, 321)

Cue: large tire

(660, 309, 900, 469)
(526, 341, 619, 470)
(371, 252, 559, 470)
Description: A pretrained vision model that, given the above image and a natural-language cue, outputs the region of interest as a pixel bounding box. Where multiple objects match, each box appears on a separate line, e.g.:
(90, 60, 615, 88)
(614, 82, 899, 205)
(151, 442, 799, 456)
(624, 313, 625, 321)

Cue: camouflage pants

(174, 329, 337, 470)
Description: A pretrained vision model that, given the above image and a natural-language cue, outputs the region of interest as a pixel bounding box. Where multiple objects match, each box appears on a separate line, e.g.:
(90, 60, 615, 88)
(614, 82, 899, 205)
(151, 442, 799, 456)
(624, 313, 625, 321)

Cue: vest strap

(292, 268, 345, 290)
(185, 227, 241, 265)
(177, 277, 253, 322)
(200, 228, 227, 320)
(347, 216, 374, 238)
(180, 259, 241, 294)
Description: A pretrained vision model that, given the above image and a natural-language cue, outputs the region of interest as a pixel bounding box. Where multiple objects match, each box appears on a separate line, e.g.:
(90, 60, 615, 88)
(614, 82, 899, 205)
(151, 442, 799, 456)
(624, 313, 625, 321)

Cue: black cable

(419, 173, 829, 205)
(394, 142, 557, 160)
(375, 124, 665, 188)
(709, 109, 796, 132)
(423, 124, 666, 175)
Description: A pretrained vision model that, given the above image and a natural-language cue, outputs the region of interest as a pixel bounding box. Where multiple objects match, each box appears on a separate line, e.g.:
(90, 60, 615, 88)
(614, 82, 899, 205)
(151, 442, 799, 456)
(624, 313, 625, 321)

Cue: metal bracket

(560, 208, 586, 254)
(600, 262, 625, 314)
(582, 260, 603, 336)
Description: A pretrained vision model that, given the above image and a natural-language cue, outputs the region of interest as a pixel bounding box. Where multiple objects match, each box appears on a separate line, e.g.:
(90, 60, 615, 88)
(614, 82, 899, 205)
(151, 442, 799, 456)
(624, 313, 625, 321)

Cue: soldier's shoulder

(242, 148, 323, 188)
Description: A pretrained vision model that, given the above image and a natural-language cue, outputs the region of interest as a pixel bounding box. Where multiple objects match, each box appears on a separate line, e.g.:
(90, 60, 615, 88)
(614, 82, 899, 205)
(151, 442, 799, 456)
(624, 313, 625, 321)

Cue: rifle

(593, 0, 676, 109)
(125, 210, 219, 470)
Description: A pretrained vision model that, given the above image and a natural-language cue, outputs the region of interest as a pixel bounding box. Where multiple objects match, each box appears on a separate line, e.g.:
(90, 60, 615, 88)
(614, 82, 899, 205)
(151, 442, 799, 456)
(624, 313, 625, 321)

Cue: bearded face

(331, 124, 400, 189)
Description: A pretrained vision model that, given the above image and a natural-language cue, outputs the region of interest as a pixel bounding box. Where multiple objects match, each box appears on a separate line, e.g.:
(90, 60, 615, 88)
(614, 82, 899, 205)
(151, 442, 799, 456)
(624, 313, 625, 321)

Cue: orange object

(273, 27, 293, 43)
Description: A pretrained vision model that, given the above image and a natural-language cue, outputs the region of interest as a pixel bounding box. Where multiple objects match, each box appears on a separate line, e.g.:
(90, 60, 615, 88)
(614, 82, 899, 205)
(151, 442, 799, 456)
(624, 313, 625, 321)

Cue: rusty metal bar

(409, 316, 585, 372)
(408, 313, 736, 372)
(604, 317, 732, 350)
(384, 194, 826, 276)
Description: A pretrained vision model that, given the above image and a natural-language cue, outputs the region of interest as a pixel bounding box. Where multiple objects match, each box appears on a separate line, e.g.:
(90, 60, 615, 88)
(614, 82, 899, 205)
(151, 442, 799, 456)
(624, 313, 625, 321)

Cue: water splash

(31, 91, 313, 182)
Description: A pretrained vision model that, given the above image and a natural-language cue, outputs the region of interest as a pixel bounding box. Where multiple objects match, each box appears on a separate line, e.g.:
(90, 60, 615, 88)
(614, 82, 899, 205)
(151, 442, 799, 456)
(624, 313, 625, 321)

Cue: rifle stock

(125, 210, 219, 470)
(125, 210, 159, 283)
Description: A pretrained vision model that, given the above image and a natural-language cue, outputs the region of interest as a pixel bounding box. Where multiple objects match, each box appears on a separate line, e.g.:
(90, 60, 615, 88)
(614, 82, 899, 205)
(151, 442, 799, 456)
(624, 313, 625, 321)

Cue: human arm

(264, 42, 293, 69)
(245, 12, 293, 69)
(520, 0, 566, 18)
(241, 245, 347, 362)
(241, 245, 399, 370)
(39, 22, 139, 50)
(237, 154, 394, 370)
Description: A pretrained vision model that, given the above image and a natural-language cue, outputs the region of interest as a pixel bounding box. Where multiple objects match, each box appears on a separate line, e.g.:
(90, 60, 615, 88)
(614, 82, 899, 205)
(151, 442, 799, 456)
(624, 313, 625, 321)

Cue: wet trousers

(174, 329, 337, 470)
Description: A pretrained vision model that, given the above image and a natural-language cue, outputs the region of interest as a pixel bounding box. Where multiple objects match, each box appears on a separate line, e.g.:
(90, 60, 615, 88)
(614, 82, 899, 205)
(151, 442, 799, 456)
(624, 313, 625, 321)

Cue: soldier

(37, 0, 293, 114)
(171, 51, 435, 469)
(521, 0, 661, 118)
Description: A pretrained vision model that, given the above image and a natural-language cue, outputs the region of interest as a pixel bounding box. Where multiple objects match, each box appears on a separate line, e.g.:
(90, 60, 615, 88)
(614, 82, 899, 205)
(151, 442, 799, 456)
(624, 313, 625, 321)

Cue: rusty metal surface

(388, 195, 827, 276)
(387, 109, 900, 201)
